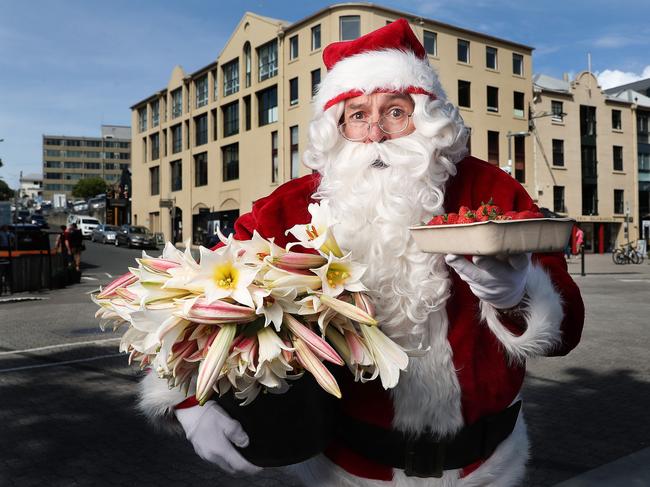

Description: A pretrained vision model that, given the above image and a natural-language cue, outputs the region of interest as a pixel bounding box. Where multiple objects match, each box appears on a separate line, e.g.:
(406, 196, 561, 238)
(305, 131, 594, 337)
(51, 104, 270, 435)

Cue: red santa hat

(315, 18, 442, 114)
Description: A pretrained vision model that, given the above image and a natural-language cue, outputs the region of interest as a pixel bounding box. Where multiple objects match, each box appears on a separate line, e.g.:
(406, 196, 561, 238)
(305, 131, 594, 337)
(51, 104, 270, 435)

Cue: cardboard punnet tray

(409, 218, 575, 255)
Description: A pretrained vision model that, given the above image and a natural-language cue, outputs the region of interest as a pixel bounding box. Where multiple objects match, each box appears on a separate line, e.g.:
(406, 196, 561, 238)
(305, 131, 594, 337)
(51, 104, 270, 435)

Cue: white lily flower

(237, 230, 286, 266)
(311, 252, 367, 297)
(360, 324, 409, 389)
(252, 286, 299, 332)
(183, 246, 257, 308)
(286, 201, 343, 257)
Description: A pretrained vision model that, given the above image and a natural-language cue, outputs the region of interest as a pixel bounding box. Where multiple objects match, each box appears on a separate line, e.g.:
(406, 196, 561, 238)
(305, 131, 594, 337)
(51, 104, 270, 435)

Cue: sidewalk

(565, 252, 650, 276)
(553, 447, 650, 486)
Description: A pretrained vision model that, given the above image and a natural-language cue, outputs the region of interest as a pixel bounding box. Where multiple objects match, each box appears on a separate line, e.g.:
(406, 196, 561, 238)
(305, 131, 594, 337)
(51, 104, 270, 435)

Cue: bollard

(580, 245, 586, 276)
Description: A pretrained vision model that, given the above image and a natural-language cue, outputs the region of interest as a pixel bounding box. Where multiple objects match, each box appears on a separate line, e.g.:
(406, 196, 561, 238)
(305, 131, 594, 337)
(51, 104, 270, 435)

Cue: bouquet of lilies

(92, 202, 408, 406)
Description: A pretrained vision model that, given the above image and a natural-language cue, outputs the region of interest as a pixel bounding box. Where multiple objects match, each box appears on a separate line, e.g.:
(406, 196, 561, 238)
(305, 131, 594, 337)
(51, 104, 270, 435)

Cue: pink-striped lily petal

(184, 298, 257, 324)
(293, 338, 342, 399)
(353, 292, 376, 319)
(284, 314, 344, 365)
(273, 252, 327, 270)
(196, 324, 237, 405)
(319, 294, 378, 326)
(137, 257, 181, 274)
(97, 272, 138, 299)
(324, 326, 352, 365)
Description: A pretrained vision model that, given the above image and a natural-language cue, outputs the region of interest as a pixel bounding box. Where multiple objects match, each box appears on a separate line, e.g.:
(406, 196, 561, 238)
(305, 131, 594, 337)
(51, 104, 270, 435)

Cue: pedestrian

(138, 19, 584, 486)
(54, 225, 68, 258)
(67, 223, 84, 272)
(575, 226, 585, 255)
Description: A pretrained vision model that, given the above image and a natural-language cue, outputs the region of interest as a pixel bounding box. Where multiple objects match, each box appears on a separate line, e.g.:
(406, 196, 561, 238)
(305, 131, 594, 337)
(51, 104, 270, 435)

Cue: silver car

(91, 224, 120, 244)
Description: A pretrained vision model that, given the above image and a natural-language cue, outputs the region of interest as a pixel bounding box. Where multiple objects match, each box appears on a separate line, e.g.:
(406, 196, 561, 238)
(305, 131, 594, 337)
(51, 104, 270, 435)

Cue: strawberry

(513, 210, 542, 220)
(427, 215, 445, 225)
(476, 213, 490, 222)
(446, 213, 459, 224)
(457, 210, 477, 224)
(458, 206, 472, 217)
(476, 198, 494, 217)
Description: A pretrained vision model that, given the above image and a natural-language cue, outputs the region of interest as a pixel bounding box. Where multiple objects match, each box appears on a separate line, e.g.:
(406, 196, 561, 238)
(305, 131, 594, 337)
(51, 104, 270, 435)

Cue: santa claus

(138, 19, 584, 486)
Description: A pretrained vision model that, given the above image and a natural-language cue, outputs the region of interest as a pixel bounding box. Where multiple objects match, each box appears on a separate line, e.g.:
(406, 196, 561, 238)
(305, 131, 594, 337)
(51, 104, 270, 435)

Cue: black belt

(337, 401, 521, 478)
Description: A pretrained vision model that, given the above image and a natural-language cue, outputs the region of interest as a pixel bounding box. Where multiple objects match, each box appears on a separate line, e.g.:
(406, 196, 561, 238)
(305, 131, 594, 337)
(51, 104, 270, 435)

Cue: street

(0, 242, 648, 486)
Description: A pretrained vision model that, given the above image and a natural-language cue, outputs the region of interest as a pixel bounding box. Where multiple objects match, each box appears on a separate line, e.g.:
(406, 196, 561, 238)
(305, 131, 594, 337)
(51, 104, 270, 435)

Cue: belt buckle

(404, 437, 445, 478)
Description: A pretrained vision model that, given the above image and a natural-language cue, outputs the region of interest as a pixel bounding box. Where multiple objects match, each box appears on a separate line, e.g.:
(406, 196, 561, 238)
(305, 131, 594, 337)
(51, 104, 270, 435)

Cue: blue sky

(1, 0, 649, 188)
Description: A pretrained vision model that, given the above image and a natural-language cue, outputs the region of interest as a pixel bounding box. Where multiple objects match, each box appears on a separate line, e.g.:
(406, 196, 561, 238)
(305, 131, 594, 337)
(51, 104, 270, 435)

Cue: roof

(603, 77, 650, 95)
(101, 125, 131, 139)
(606, 89, 650, 108)
(533, 73, 571, 94)
(20, 173, 42, 182)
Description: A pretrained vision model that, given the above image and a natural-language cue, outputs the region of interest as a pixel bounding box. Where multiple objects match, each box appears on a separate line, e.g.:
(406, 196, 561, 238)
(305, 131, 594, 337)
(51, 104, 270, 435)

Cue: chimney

(563, 73, 570, 82)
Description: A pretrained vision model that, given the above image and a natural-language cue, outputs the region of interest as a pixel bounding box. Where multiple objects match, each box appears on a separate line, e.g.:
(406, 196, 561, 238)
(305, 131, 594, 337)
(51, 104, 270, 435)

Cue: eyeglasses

(338, 110, 413, 142)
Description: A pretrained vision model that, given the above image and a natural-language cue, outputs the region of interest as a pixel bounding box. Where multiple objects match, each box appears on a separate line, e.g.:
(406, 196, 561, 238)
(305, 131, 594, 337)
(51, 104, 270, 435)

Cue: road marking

(0, 337, 121, 357)
(105, 272, 113, 278)
(618, 279, 650, 283)
(0, 353, 124, 373)
(81, 276, 98, 281)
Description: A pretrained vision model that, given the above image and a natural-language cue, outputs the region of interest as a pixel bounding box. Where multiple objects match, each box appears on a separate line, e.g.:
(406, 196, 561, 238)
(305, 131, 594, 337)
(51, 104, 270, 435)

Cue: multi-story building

(604, 78, 650, 245)
(130, 4, 534, 244)
(42, 125, 131, 201)
(531, 72, 638, 252)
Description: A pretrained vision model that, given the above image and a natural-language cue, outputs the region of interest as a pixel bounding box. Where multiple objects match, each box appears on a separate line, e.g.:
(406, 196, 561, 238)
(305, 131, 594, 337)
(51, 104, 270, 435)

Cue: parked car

(14, 209, 31, 224)
(77, 217, 100, 238)
(91, 224, 119, 244)
(5, 224, 49, 251)
(29, 214, 49, 229)
(115, 225, 156, 249)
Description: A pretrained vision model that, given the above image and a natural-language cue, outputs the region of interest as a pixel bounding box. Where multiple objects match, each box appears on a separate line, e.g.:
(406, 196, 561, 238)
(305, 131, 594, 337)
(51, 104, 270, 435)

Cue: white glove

(175, 401, 262, 475)
(445, 253, 530, 309)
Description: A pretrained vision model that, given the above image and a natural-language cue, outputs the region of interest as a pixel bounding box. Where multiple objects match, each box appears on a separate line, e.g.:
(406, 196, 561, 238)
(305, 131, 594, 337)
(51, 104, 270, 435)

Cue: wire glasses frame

(338, 113, 414, 142)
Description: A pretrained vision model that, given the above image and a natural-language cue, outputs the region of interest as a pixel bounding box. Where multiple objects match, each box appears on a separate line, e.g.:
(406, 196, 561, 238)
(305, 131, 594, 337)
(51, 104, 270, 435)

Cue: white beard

(314, 132, 454, 348)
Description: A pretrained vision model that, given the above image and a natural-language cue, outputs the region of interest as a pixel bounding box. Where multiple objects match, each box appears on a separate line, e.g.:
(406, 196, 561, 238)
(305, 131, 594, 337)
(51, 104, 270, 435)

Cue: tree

(71, 178, 107, 199)
(0, 179, 14, 201)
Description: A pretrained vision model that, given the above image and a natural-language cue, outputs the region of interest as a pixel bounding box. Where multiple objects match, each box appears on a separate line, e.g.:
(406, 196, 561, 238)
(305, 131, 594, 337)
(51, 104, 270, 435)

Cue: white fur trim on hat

(314, 49, 446, 114)
(480, 263, 565, 363)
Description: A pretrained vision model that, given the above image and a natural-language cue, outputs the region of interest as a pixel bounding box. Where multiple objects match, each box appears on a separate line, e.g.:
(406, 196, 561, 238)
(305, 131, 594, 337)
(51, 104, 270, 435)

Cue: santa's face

(340, 92, 416, 143)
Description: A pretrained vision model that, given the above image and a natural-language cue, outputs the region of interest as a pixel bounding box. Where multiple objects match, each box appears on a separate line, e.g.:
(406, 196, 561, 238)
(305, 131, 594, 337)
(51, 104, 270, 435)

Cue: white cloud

(593, 35, 642, 48)
(596, 66, 650, 89)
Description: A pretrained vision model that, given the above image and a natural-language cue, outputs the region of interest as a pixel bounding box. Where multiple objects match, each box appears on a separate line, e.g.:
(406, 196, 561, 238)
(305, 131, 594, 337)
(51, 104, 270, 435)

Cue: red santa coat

(226, 156, 584, 481)
(139, 156, 584, 484)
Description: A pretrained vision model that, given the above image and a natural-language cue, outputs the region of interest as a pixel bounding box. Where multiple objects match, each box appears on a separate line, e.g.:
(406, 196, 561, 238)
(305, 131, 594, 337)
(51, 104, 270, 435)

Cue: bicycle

(612, 242, 644, 265)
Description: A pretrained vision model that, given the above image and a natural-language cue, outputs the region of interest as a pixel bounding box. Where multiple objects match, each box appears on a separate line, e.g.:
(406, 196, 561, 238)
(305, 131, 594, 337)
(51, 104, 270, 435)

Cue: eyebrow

(345, 93, 412, 111)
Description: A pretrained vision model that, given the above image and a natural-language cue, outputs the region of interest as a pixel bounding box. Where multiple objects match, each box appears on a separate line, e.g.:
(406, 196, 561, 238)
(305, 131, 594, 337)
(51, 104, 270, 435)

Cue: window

(487, 86, 499, 112)
(457, 39, 470, 63)
(170, 160, 182, 192)
(612, 109, 622, 130)
(223, 59, 239, 96)
(44, 139, 62, 145)
(580, 105, 597, 137)
(64, 162, 83, 169)
(311, 69, 321, 97)
(514, 136, 525, 183)
(613, 145, 623, 171)
(150, 166, 160, 195)
(45, 172, 62, 180)
(258, 40, 278, 81)
(487, 131, 499, 165)
(289, 35, 299, 60)
(194, 152, 208, 187)
(65, 139, 82, 146)
(45, 161, 61, 168)
(458, 80, 471, 108)
(222, 143, 239, 181)
(195, 75, 208, 108)
(138, 107, 147, 132)
(552, 139, 564, 167)
(244, 95, 251, 131)
(45, 149, 60, 157)
(639, 152, 650, 172)
(163, 129, 167, 156)
(289, 77, 299, 106)
(85, 162, 101, 169)
(151, 100, 160, 127)
(257, 86, 278, 126)
(290, 126, 299, 179)
(340, 15, 360, 40)
(211, 109, 218, 141)
(171, 88, 182, 118)
(513, 91, 525, 118)
(614, 189, 624, 214)
(553, 186, 565, 213)
(271, 131, 279, 183)
(311, 24, 321, 50)
(551, 101, 564, 122)
(244, 43, 251, 88)
(223, 101, 239, 137)
(513, 53, 524, 75)
(151, 132, 160, 160)
(423, 30, 437, 56)
(486, 46, 498, 69)
(194, 114, 208, 146)
(212, 69, 219, 101)
(171, 124, 182, 154)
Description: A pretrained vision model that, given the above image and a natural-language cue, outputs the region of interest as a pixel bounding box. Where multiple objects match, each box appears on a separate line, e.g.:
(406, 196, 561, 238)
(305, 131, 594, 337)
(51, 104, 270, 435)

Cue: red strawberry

(515, 210, 543, 220)
(476, 213, 490, 222)
(458, 206, 472, 217)
(427, 215, 445, 225)
(457, 210, 477, 223)
(446, 213, 459, 224)
(476, 198, 494, 216)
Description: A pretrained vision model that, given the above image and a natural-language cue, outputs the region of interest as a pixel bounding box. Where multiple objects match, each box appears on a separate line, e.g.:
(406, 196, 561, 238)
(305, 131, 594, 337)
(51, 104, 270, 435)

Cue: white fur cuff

(137, 371, 194, 435)
(480, 264, 564, 363)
